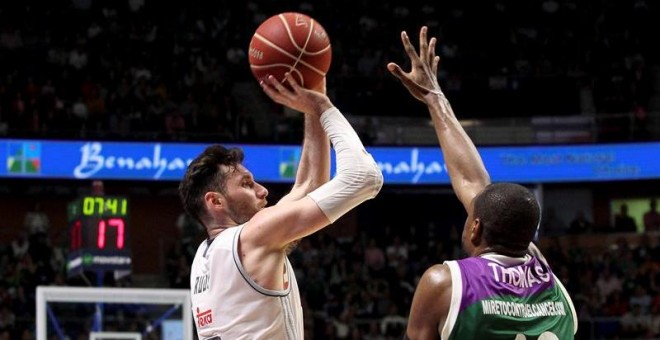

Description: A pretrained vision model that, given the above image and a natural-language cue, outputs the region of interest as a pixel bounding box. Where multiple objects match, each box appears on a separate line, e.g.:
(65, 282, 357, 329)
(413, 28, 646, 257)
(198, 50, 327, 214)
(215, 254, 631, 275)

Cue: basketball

(248, 12, 332, 89)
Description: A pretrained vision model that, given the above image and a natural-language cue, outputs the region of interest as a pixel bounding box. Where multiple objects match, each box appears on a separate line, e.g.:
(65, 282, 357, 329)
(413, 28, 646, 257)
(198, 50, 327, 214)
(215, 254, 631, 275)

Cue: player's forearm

(280, 116, 330, 204)
(295, 116, 331, 189)
(428, 94, 490, 209)
(308, 107, 383, 222)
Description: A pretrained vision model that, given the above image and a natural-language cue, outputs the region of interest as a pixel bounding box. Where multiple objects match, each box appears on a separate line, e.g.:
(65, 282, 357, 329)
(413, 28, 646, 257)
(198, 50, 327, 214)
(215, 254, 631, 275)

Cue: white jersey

(190, 225, 304, 339)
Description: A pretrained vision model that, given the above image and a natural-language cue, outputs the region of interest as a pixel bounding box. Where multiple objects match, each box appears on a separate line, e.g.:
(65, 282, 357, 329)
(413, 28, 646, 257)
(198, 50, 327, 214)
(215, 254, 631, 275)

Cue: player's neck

(206, 220, 240, 239)
(473, 245, 526, 258)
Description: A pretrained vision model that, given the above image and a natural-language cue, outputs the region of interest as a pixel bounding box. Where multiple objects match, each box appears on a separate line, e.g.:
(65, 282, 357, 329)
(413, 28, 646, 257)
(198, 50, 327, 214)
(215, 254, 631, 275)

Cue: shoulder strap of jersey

(441, 260, 463, 340)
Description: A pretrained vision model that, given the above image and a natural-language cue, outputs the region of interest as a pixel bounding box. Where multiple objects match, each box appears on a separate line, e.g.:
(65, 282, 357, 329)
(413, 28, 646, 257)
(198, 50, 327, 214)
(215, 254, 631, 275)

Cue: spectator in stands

(10, 232, 29, 260)
(379, 304, 406, 338)
(165, 242, 186, 287)
(364, 238, 385, 275)
(603, 291, 628, 317)
(541, 207, 566, 236)
(385, 235, 408, 268)
(568, 210, 592, 234)
(596, 266, 622, 303)
(643, 198, 660, 232)
(614, 204, 637, 233)
(175, 211, 204, 257)
(22, 202, 49, 244)
(649, 304, 660, 338)
(620, 304, 650, 338)
(363, 321, 385, 340)
(629, 285, 652, 314)
(0, 305, 15, 331)
(633, 233, 654, 262)
(0, 1, 655, 142)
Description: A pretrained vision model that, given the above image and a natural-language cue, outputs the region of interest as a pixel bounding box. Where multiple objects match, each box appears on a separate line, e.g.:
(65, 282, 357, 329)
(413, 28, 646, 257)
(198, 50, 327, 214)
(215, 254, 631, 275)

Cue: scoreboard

(67, 195, 132, 277)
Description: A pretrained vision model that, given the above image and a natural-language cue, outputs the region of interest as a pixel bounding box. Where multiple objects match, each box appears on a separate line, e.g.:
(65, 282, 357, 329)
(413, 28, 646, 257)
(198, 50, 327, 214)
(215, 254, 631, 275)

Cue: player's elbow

(308, 154, 382, 223)
(345, 153, 382, 200)
(370, 163, 384, 198)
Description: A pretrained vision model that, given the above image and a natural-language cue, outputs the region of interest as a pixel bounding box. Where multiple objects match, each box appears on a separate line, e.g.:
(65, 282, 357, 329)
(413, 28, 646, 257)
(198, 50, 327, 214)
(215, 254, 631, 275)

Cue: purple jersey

(441, 244, 577, 339)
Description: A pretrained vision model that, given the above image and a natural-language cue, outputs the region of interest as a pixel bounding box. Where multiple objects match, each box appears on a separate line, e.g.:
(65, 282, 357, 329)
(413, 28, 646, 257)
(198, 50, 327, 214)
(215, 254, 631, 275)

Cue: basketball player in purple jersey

(388, 27, 578, 339)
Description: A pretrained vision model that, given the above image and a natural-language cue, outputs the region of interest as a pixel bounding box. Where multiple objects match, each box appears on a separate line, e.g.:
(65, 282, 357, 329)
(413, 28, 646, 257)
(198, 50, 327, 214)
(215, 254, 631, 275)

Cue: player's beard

(225, 196, 260, 225)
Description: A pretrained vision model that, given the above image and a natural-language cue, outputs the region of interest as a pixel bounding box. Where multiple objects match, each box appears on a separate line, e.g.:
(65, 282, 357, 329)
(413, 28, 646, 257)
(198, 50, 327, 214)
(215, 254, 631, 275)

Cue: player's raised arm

(243, 74, 383, 250)
(387, 26, 490, 214)
(277, 79, 331, 205)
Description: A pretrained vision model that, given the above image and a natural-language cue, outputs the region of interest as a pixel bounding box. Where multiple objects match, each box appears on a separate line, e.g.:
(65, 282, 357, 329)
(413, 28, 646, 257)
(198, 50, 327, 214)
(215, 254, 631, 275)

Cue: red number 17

(97, 218, 125, 249)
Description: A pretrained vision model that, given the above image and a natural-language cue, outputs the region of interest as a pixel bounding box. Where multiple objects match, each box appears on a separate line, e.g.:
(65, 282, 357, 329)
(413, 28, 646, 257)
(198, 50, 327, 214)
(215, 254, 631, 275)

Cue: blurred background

(0, 0, 659, 339)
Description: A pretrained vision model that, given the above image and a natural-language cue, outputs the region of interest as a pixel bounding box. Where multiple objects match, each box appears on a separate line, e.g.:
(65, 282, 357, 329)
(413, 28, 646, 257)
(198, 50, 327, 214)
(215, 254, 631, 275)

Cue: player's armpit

(407, 264, 452, 340)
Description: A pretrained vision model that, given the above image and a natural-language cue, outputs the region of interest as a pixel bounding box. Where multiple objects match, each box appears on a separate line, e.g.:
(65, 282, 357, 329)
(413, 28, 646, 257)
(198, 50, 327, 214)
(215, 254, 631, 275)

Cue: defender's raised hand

(387, 26, 443, 103)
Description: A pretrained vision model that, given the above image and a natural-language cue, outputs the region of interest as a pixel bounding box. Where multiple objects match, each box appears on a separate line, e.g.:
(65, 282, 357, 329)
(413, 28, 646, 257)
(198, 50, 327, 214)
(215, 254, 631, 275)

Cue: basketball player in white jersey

(179, 74, 383, 339)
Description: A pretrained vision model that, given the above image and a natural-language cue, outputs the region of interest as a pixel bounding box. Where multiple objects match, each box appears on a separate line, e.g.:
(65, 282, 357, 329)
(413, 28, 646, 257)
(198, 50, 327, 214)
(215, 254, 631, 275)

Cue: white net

(36, 286, 193, 340)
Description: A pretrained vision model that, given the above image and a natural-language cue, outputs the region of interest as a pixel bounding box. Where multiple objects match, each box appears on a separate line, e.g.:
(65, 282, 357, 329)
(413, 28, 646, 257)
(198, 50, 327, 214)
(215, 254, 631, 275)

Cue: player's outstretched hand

(260, 74, 332, 116)
(387, 26, 443, 104)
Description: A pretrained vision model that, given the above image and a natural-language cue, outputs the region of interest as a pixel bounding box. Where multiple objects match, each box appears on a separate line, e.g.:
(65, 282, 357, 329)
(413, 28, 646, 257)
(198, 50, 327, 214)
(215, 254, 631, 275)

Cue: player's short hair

(473, 183, 540, 252)
(179, 145, 244, 227)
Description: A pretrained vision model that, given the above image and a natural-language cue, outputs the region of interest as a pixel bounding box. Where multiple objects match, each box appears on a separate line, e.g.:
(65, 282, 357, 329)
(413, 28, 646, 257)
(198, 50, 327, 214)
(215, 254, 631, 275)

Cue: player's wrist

(310, 97, 334, 117)
(425, 93, 447, 109)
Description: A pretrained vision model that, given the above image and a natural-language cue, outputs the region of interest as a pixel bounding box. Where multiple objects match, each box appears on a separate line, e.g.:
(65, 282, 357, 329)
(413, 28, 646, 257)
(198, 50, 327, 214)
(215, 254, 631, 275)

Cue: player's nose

(257, 183, 268, 199)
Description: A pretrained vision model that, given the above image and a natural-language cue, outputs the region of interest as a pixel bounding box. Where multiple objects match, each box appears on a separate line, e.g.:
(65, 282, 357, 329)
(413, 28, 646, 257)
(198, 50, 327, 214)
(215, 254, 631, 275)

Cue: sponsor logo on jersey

(196, 307, 213, 327)
(481, 300, 566, 318)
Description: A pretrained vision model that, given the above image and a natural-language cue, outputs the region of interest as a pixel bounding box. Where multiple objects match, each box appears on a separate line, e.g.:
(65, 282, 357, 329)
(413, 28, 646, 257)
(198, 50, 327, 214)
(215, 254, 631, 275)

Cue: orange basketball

(248, 12, 332, 89)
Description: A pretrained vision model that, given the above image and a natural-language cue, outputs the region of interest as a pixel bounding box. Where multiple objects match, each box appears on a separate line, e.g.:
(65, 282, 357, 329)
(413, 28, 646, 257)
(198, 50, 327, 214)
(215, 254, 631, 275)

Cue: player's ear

(470, 218, 483, 246)
(204, 192, 224, 209)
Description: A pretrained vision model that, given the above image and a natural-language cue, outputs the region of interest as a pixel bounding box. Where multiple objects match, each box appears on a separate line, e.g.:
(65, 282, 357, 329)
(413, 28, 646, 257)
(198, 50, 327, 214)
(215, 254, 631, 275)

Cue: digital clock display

(68, 196, 129, 219)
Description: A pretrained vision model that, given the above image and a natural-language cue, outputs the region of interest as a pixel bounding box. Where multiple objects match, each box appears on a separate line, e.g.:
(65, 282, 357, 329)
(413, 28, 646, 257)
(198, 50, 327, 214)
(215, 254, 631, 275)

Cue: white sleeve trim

(553, 273, 579, 334)
(441, 261, 462, 340)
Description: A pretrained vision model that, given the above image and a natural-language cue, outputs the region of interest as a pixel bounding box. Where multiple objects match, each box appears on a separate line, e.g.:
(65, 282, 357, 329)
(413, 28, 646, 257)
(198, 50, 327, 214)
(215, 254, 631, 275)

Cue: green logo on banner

(83, 254, 93, 265)
(279, 149, 301, 178)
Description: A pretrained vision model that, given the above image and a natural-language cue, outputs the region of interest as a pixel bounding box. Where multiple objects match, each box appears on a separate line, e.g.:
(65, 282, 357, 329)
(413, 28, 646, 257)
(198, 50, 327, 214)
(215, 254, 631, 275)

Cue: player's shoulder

(419, 263, 452, 291)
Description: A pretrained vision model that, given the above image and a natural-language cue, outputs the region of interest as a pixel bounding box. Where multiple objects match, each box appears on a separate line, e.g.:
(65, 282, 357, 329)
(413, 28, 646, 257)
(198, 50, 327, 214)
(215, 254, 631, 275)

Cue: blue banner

(1, 139, 659, 184)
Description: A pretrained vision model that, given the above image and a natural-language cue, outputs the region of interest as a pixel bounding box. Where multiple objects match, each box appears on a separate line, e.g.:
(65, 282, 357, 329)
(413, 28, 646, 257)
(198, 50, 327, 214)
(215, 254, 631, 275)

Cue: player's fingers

(259, 78, 280, 100)
(311, 77, 327, 94)
(387, 63, 406, 80)
(401, 31, 421, 66)
(267, 74, 289, 93)
(284, 73, 302, 94)
(261, 75, 290, 103)
(419, 26, 429, 64)
(432, 56, 440, 78)
(269, 75, 298, 103)
(428, 37, 437, 67)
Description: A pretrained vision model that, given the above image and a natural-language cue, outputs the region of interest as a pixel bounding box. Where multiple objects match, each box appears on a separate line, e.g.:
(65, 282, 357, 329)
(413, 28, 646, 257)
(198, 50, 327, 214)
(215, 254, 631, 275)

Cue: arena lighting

(1, 139, 659, 184)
